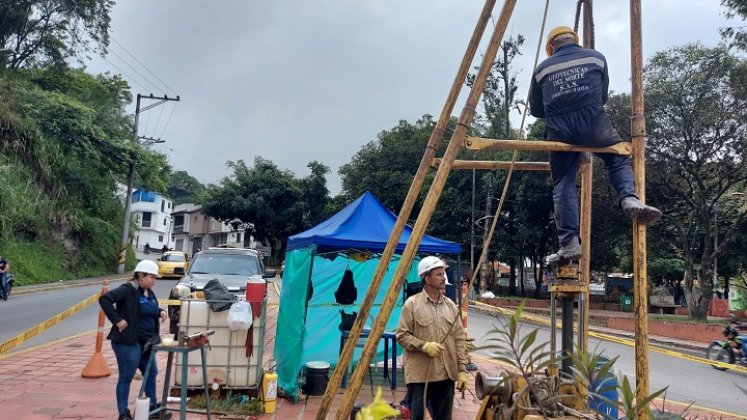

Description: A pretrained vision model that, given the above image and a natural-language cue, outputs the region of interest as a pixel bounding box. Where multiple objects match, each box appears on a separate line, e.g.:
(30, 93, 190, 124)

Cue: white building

(130, 190, 173, 252)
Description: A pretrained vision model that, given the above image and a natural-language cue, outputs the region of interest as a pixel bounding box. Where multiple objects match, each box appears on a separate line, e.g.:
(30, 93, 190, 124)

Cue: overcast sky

(85, 0, 735, 195)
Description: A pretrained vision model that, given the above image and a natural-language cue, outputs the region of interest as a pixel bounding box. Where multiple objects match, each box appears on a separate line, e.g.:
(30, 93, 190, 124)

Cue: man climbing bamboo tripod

(529, 26, 662, 264)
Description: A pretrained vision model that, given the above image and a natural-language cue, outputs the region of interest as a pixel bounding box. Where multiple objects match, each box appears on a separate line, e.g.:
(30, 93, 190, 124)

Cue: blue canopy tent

(274, 191, 461, 399)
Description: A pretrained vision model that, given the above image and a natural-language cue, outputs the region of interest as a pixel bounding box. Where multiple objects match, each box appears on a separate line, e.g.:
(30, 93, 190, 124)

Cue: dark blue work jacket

(529, 44, 620, 146)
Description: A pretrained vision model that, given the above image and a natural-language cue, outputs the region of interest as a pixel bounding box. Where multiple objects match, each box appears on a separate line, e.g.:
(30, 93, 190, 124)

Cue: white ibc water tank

(175, 299, 264, 388)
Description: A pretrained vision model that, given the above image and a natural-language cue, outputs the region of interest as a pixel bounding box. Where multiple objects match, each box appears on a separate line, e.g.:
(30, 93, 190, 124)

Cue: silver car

(177, 248, 275, 293)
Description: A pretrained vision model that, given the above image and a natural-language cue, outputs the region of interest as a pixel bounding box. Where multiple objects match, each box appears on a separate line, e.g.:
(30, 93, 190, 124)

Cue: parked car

(177, 248, 275, 293)
(157, 251, 190, 278)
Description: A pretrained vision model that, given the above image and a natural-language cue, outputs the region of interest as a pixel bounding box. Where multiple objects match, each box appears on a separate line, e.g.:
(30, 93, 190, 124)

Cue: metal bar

(561, 297, 574, 376)
(335, 0, 518, 417)
(316, 1, 500, 416)
(464, 136, 632, 155)
(432, 158, 550, 171)
(630, 0, 650, 416)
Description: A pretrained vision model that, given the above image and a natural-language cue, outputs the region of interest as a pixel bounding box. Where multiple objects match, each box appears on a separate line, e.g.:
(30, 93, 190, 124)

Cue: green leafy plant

(480, 301, 690, 419)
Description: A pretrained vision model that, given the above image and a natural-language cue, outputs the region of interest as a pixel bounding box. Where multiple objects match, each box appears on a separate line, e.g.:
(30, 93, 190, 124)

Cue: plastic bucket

(303, 361, 330, 396)
(590, 357, 619, 418)
(246, 278, 267, 302)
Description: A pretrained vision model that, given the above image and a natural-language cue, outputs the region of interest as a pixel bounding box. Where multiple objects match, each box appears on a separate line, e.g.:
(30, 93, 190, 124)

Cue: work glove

(356, 386, 400, 420)
(457, 371, 469, 391)
(421, 341, 445, 357)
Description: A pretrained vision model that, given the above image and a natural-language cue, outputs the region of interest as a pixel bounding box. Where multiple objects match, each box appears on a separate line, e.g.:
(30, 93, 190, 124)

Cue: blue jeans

(550, 151, 636, 246)
(0, 272, 7, 299)
(546, 108, 637, 246)
(112, 342, 158, 415)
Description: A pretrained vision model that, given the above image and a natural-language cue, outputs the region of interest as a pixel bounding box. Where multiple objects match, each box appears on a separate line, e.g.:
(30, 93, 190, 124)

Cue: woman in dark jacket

(99, 260, 171, 420)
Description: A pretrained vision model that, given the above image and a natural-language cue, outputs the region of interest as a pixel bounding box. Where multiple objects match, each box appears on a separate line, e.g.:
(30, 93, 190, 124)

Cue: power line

(159, 102, 178, 139)
(101, 55, 151, 92)
(107, 47, 163, 94)
(151, 99, 166, 137)
(111, 37, 178, 96)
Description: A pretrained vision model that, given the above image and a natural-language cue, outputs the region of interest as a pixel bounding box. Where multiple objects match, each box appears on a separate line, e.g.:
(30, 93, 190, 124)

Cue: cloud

(86, 0, 734, 194)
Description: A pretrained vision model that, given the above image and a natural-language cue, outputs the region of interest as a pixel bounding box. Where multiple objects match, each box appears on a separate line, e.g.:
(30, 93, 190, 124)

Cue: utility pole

(116, 93, 180, 273)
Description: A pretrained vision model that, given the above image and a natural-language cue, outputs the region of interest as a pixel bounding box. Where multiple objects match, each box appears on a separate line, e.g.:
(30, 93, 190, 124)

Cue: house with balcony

(171, 203, 262, 257)
(131, 190, 173, 252)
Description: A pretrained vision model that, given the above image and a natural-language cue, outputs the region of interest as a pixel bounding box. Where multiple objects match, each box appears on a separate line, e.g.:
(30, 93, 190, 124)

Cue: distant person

(99, 260, 172, 420)
(161, 244, 169, 254)
(0, 255, 8, 301)
(144, 243, 150, 255)
(529, 26, 661, 264)
(397, 256, 469, 420)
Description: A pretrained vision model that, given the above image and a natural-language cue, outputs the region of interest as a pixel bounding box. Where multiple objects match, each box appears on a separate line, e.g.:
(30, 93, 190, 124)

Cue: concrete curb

(468, 303, 709, 354)
(12, 273, 132, 296)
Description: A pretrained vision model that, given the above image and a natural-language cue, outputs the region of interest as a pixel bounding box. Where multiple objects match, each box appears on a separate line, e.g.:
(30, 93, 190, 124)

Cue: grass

(188, 391, 262, 416)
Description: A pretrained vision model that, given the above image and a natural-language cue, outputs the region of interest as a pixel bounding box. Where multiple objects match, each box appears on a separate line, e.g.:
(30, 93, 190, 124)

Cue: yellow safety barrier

(0, 292, 100, 355)
(470, 300, 747, 373)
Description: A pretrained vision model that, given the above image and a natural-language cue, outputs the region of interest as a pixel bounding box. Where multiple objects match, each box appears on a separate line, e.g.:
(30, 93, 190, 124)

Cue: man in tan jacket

(397, 256, 469, 420)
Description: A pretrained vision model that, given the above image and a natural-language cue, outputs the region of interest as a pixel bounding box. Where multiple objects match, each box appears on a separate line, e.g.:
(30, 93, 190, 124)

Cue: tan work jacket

(396, 290, 468, 384)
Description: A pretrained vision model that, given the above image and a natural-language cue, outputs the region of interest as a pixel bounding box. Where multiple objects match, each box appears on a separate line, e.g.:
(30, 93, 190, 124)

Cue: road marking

(0, 329, 95, 360)
(0, 292, 100, 354)
(470, 300, 747, 373)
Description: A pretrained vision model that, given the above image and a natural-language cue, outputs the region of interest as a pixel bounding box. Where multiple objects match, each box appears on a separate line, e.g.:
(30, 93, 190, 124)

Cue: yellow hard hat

(546, 26, 579, 56)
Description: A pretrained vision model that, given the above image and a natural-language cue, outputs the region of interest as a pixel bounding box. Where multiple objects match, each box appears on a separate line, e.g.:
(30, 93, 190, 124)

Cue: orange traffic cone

(81, 279, 112, 378)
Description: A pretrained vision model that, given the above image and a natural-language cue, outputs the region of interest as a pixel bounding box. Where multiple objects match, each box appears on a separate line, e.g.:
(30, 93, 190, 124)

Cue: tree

(300, 161, 330, 227)
(167, 170, 207, 205)
(0, 0, 114, 69)
(644, 44, 747, 319)
(202, 158, 306, 262)
(721, 0, 747, 50)
(338, 116, 474, 259)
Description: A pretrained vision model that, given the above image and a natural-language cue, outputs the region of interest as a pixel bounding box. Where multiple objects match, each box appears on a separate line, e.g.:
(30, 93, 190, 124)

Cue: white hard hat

(418, 256, 446, 277)
(134, 260, 160, 276)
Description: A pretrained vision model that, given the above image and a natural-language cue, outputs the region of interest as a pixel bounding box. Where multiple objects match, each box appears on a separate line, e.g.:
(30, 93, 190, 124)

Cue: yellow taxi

(157, 251, 189, 278)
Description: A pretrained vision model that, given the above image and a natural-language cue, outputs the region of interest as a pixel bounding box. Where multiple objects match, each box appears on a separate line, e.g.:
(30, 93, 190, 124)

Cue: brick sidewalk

(0, 281, 740, 419)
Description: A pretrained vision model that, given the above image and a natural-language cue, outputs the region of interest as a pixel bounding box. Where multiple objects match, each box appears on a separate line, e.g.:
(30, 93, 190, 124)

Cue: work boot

(621, 197, 662, 225)
(118, 410, 133, 420)
(546, 237, 581, 265)
(547, 236, 581, 264)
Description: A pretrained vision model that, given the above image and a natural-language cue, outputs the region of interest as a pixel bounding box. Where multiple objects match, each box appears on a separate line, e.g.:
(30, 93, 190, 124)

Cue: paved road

(467, 309, 747, 416)
(0, 275, 180, 352)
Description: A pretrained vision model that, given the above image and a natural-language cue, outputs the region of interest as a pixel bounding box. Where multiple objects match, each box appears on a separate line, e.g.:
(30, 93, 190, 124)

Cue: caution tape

(470, 300, 747, 373)
(159, 298, 280, 308)
(0, 292, 100, 355)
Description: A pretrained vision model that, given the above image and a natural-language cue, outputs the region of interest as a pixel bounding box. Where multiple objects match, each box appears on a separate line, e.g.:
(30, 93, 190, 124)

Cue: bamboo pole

(335, 1, 518, 417)
(630, 1, 650, 417)
(432, 158, 550, 171)
(314, 0, 499, 417)
(465, 136, 632, 155)
(578, 0, 594, 356)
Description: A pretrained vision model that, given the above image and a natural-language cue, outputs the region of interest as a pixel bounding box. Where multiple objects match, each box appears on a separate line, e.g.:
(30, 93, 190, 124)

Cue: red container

(246, 278, 267, 301)
(246, 278, 267, 316)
